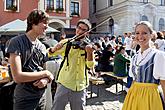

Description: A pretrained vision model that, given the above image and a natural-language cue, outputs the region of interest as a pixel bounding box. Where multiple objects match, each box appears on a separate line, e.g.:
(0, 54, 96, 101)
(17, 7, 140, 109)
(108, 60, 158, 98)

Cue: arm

(119, 54, 130, 63)
(85, 44, 94, 61)
(9, 53, 53, 83)
(85, 44, 95, 68)
(160, 80, 165, 103)
(47, 39, 70, 59)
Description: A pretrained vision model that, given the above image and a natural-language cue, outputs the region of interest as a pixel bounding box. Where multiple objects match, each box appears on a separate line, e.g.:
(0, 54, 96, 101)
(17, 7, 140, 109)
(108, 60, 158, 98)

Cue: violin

(63, 16, 112, 49)
(71, 37, 96, 50)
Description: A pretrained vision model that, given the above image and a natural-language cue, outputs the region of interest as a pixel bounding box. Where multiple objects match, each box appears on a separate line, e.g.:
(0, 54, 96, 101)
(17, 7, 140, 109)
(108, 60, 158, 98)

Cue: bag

(0, 81, 16, 110)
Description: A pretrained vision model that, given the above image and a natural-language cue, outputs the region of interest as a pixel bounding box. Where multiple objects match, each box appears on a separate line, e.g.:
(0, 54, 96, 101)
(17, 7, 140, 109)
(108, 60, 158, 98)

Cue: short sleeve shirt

(6, 34, 48, 98)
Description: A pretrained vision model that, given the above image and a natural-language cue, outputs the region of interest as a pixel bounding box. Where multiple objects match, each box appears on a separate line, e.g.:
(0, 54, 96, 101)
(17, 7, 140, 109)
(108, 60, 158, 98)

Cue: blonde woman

(122, 21, 165, 110)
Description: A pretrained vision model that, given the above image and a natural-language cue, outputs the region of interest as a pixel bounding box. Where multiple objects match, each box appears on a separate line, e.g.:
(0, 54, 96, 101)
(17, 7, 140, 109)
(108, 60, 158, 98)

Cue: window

(93, 0, 96, 13)
(143, 0, 148, 3)
(109, 18, 114, 35)
(5, 0, 18, 11)
(55, 0, 63, 12)
(56, 0, 63, 9)
(108, 0, 113, 6)
(141, 15, 148, 21)
(159, 18, 164, 31)
(161, 0, 165, 6)
(71, 2, 79, 16)
(46, 0, 54, 11)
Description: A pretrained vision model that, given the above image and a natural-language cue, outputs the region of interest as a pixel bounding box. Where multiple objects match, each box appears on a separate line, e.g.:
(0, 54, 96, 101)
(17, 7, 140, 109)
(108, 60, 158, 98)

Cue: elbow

(12, 74, 22, 83)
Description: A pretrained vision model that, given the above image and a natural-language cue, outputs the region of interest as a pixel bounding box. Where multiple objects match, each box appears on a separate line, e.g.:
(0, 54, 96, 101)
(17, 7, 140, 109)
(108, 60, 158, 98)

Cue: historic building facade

(89, 0, 165, 36)
(0, 0, 89, 30)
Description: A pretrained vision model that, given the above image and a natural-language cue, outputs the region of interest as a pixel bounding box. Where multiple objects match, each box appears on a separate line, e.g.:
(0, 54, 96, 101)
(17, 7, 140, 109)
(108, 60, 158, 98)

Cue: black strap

(56, 41, 72, 80)
(84, 52, 88, 86)
(56, 41, 88, 87)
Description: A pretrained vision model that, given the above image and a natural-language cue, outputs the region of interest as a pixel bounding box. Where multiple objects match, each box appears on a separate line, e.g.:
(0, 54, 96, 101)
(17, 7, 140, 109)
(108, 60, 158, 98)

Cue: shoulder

(154, 49, 165, 57)
(152, 48, 165, 61)
(10, 34, 26, 42)
(8, 34, 28, 47)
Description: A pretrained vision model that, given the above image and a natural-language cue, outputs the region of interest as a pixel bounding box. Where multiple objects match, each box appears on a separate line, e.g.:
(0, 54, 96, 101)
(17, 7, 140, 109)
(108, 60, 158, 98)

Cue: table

(0, 77, 10, 84)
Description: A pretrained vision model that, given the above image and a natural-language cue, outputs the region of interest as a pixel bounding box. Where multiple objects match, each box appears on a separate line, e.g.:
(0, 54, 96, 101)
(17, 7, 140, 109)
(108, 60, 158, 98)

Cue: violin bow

(63, 16, 112, 45)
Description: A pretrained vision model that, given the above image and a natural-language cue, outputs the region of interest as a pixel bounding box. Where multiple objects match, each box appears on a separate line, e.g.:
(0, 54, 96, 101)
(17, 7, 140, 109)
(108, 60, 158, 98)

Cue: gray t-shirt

(6, 34, 48, 98)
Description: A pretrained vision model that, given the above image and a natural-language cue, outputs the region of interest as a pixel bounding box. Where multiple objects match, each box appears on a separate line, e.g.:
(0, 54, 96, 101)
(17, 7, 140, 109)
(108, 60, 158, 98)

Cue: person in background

(110, 35, 117, 48)
(97, 44, 114, 72)
(122, 32, 128, 44)
(96, 44, 114, 84)
(113, 46, 132, 91)
(6, 9, 54, 110)
(113, 46, 130, 77)
(116, 35, 123, 46)
(122, 21, 165, 110)
(154, 31, 165, 52)
(130, 35, 138, 57)
(49, 19, 95, 110)
(124, 32, 133, 56)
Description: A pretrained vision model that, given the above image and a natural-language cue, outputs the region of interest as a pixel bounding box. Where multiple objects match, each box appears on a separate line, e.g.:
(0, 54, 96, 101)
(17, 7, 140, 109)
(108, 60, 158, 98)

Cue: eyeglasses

(77, 26, 88, 32)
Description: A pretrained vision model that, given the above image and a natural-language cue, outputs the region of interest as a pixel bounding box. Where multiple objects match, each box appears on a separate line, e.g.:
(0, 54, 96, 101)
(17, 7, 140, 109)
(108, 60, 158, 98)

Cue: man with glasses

(49, 19, 95, 110)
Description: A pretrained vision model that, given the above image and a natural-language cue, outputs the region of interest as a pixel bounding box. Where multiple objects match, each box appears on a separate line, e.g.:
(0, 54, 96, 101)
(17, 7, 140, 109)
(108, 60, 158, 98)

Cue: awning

(0, 19, 59, 34)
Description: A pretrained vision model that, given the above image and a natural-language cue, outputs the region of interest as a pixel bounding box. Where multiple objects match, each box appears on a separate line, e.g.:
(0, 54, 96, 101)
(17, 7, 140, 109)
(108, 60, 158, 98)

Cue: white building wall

(89, 0, 165, 35)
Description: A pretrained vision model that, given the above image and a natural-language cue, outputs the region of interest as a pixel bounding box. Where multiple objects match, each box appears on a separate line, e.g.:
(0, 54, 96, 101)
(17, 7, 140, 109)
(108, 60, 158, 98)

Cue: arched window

(159, 18, 164, 31)
(141, 15, 148, 21)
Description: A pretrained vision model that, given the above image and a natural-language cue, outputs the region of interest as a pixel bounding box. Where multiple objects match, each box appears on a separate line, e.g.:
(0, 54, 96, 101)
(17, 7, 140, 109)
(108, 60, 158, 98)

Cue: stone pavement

(65, 82, 127, 110)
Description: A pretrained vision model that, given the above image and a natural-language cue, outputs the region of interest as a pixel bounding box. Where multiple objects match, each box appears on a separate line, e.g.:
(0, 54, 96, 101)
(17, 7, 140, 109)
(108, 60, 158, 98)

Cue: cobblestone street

(66, 82, 127, 110)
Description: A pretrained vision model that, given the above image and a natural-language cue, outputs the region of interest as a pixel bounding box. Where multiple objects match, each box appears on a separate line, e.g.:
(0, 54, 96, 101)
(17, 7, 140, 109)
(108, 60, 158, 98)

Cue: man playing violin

(49, 19, 95, 110)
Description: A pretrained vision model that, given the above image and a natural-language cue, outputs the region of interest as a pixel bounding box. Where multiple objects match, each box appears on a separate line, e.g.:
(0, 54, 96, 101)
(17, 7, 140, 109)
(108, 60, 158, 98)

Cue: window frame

(45, 0, 55, 12)
(143, 0, 148, 4)
(56, 0, 63, 9)
(108, 0, 113, 7)
(70, 1, 80, 16)
(159, 18, 165, 31)
(4, 0, 19, 12)
(161, 0, 165, 6)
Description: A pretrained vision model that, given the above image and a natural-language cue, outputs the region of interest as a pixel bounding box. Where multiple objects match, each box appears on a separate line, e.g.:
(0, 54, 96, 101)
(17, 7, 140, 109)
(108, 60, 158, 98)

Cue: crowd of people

(1, 9, 165, 110)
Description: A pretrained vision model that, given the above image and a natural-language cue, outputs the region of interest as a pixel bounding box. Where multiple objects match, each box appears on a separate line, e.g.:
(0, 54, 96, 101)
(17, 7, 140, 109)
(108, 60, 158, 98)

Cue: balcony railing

(46, 6, 54, 12)
(55, 7, 64, 13)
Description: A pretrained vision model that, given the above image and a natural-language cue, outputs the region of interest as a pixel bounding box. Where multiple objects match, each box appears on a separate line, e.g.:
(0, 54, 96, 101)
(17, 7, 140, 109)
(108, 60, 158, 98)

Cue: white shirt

(155, 39, 165, 51)
(129, 48, 165, 80)
(124, 37, 132, 50)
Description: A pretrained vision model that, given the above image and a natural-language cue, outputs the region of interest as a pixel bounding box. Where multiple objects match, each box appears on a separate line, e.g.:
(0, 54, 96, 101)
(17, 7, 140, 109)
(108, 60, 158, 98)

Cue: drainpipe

(66, 0, 70, 28)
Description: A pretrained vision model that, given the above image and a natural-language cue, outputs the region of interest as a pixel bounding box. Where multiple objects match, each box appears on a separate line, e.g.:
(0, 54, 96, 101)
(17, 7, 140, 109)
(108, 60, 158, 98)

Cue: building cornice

(49, 16, 72, 20)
